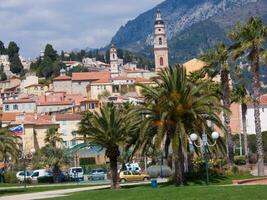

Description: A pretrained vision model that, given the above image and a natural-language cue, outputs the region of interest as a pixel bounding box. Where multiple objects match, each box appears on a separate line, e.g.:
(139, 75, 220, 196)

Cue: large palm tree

(44, 126, 63, 148)
(232, 84, 251, 162)
(139, 65, 225, 185)
(79, 103, 140, 189)
(201, 42, 234, 165)
(228, 16, 267, 176)
(0, 128, 20, 163)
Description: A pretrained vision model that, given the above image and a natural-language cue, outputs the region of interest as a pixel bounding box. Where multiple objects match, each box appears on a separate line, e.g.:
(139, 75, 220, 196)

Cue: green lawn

(44, 184, 267, 200)
(0, 184, 103, 196)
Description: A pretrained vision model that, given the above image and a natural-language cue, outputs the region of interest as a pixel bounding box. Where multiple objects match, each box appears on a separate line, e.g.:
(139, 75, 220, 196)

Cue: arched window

(160, 57, 164, 66)
(159, 37, 162, 45)
(113, 53, 115, 59)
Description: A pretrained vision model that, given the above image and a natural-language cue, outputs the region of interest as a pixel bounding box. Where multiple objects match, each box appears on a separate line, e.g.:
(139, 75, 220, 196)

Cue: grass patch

(44, 184, 267, 200)
(185, 174, 255, 185)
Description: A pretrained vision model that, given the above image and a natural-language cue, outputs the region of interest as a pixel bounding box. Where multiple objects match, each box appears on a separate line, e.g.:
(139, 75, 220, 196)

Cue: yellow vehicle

(119, 171, 149, 183)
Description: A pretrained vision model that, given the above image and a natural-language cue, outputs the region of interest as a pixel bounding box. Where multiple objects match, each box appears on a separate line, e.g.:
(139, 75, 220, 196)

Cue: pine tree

(10, 53, 23, 74)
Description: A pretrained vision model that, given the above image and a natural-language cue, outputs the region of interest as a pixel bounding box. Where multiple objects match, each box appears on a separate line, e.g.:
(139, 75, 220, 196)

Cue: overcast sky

(0, 0, 163, 58)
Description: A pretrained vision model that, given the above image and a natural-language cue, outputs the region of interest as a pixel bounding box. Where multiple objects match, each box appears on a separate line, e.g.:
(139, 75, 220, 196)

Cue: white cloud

(0, 0, 163, 58)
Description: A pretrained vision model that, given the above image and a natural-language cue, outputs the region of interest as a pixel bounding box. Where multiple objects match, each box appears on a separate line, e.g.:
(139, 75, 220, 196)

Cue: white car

(16, 171, 32, 183)
(68, 167, 84, 181)
(31, 169, 53, 182)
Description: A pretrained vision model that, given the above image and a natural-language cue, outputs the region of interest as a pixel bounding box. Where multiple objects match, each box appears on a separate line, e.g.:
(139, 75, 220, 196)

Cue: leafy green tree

(44, 44, 58, 62)
(201, 42, 234, 165)
(0, 41, 6, 55)
(105, 49, 110, 63)
(44, 126, 63, 148)
(10, 53, 23, 74)
(79, 103, 139, 189)
(228, 16, 267, 176)
(39, 56, 53, 78)
(7, 41, 19, 58)
(0, 129, 20, 163)
(138, 65, 225, 185)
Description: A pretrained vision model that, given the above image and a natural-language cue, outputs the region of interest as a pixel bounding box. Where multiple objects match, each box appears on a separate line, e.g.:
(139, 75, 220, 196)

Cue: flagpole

(22, 122, 26, 189)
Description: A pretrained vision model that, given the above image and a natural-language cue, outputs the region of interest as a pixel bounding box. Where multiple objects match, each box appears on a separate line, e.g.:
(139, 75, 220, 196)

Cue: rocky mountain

(110, 0, 267, 63)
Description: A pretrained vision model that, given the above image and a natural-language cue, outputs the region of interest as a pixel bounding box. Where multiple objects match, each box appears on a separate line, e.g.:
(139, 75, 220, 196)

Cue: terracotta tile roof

(37, 101, 73, 106)
(24, 84, 47, 89)
(80, 99, 99, 103)
(72, 72, 110, 81)
(124, 69, 149, 73)
(53, 75, 71, 81)
(65, 94, 84, 106)
(2, 112, 20, 121)
(135, 77, 151, 83)
(55, 113, 81, 121)
(11, 114, 58, 126)
(3, 98, 36, 104)
(111, 76, 135, 81)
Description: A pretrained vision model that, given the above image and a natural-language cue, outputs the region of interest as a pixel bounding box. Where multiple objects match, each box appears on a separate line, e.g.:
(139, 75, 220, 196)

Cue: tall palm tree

(232, 84, 251, 162)
(228, 16, 267, 176)
(0, 128, 20, 163)
(44, 126, 63, 148)
(79, 103, 140, 189)
(201, 42, 234, 165)
(139, 65, 225, 185)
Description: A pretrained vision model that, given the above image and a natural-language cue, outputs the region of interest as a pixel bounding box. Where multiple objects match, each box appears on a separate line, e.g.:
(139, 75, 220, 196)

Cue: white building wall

(246, 105, 267, 134)
(37, 104, 73, 113)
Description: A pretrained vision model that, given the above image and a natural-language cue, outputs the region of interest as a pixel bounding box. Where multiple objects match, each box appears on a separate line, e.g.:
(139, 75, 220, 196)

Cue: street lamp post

(22, 148, 35, 189)
(190, 130, 219, 185)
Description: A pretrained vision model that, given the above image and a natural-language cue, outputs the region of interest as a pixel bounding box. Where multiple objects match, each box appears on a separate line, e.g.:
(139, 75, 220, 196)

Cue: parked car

(16, 171, 32, 183)
(68, 167, 84, 181)
(119, 170, 149, 183)
(88, 168, 106, 181)
(31, 169, 53, 182)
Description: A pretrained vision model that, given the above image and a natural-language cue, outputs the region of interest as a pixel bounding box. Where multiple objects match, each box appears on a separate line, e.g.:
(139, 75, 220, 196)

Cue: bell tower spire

(154, 9, 169, 72)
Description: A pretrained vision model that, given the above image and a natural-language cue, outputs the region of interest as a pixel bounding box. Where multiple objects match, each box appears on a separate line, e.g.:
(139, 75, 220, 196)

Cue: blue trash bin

(151, 179, 158, 188)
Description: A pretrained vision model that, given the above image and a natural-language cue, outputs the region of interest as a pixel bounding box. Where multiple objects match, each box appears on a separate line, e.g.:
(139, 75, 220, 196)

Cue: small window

(160, 57, 164, 66)
(5, 105, 9, 111)
(113, 54, 115, 59)
(13, 104, 18, 110)
(158, 29, 161, 31)
(159, 37, 162, 45)
(32, 172, 39, 177)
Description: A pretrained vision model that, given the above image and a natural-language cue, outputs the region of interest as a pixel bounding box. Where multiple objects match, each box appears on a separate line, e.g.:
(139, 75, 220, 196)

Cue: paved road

(0, 181, 109, 191)
(0, 179, 168, 200)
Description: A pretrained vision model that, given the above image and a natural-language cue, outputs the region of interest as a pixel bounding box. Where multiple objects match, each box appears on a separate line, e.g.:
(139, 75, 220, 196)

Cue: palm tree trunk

(110, 157, 120, 189)
(241, 103, 249, 162)
(173, 140, 185, 186)
(221, 69, 234, 165)
(251, 47, 264, 176)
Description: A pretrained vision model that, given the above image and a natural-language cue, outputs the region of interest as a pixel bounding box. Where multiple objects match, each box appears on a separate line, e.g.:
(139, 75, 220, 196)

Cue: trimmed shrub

(234, 156, 246, 165)
(147, 165, 172, 178)
(4, 171, 17, 183)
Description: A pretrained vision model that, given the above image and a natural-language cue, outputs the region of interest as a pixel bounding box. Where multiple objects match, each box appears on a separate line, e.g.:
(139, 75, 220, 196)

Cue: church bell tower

(110, 44, 119, 77)
(154, 9, 169, 72)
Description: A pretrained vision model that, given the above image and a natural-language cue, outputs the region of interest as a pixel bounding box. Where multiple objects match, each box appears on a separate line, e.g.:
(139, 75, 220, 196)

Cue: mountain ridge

(110, 0, 267, 63)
